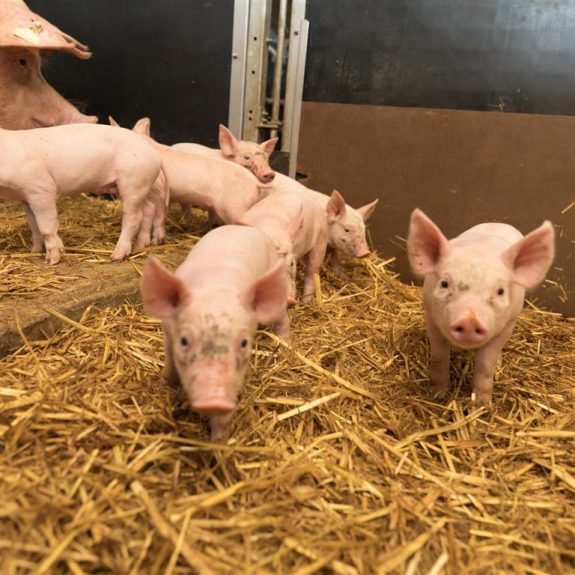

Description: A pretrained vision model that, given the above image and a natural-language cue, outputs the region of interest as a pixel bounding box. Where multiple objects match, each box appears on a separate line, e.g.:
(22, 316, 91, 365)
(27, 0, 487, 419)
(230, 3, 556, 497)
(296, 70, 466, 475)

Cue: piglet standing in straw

(140, 225, 290, 442)
(0, 123, 162, 264)
(407, 209, 555, 405)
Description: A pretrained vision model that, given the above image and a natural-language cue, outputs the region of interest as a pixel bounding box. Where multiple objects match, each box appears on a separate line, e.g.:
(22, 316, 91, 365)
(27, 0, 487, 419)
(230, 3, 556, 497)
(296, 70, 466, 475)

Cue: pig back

(450, 223, 523, 257)
(12, 124, 161, 195)
(176, 225, 279, 291)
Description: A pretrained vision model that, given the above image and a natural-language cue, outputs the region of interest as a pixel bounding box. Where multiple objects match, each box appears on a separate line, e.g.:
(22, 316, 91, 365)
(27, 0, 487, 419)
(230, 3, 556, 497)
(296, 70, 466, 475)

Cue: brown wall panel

(297, 102, 574, 315)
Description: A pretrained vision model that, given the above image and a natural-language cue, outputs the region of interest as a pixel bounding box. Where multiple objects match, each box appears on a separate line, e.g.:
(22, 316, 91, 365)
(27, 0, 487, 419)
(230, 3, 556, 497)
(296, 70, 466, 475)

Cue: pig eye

(18, 58, 28, 68)
(497, 287, 505, 296)
(344, 227, 351, 233)
(243, 154, 250, 160)
(440, 279, 449, 289)
(180, 336, 189, 347)
(240, 338, 249, 349)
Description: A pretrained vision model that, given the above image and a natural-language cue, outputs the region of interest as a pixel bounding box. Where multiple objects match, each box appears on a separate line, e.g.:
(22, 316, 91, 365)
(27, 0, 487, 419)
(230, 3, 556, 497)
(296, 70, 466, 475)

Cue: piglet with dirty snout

(407, 209, 555, 405)
(0, 123, 162, 264)
(140, 225, 290, 442)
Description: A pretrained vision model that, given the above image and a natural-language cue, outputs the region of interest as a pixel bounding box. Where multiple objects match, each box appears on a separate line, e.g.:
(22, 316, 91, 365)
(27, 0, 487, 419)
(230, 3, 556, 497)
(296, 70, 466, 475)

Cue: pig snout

(354, 242, 370, 258)
(258, 169, 275, 183)
(192, 398, 236, 416)
(448, 313, 488, 347)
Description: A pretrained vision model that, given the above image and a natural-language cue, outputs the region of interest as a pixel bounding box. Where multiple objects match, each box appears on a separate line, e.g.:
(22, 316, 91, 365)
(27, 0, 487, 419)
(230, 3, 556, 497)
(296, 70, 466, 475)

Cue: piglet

(140, 225, 290, 442)
(271, 173, 379, 273)
(407, 209, 555, 405)
(238, 190, 329, 304)
(172, 124, 278, 183)
(111, 117, 268, 239)
(0, 123, 162, 264)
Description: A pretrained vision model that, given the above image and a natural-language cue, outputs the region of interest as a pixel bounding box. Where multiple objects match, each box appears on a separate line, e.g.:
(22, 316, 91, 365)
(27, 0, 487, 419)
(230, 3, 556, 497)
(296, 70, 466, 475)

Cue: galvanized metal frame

(229, 0, 307, 176)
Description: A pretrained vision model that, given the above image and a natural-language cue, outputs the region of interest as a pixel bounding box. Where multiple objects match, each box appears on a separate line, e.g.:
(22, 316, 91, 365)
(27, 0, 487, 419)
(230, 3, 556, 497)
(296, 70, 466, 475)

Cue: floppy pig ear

(133, 117, 151, 136)
(502, 221, 555, 289)
(241, 260, 288, 325)
(108, 115, 120, 127)
(357, 198, 379, 222)
(326, 190, 346, 221)
(407, 209, 450, 277)
(218, 124, 238, 158)
(139, 256, 189, 318)
(261, 137, 278, 157)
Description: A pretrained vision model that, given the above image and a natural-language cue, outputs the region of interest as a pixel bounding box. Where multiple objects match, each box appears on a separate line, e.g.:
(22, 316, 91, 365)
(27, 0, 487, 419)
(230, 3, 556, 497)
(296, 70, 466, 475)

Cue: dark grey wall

(29, 0, 234, 146)
(304, 0, 575, 115)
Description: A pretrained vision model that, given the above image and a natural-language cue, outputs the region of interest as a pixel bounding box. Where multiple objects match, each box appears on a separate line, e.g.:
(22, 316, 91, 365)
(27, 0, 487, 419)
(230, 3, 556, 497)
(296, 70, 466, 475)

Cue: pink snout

(449, 314, 488, 347)
(257, 169, 275, 183)
(192, 399, 236, 416)
(354, 243, 370, 258)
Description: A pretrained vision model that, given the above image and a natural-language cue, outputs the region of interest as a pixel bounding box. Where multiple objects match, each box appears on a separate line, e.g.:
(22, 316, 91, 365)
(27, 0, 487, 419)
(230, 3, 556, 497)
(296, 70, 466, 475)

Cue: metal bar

(228, 0, 250, 137)
(242, 0, 269, 141)
(287, 18, 309, 178)
(281, 0, 306, 154)
(270, 0, 287, 139)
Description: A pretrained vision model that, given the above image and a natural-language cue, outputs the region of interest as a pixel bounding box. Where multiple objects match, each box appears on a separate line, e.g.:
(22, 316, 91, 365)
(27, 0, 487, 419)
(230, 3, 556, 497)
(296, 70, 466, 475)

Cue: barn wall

(297, 102, 574, 315)
(28, 0, 234, 146)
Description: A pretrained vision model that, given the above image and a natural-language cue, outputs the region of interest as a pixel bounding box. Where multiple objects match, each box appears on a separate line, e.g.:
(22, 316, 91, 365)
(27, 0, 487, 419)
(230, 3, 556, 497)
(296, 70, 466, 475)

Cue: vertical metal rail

(269, 0, 287, 140)
(228, 0, 250, 137)
(229, 0, 307, 176)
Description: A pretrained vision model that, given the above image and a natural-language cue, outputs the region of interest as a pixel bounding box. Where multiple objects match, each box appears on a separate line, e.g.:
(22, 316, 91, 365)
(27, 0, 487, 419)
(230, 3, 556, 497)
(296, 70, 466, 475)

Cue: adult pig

(0, 0, 98, 128)
(140, 225, 290, 442)
(172, 124, 278, 183)
(0, 123, 162, 263)
(407, 208, 555, 405)
(239, 190, 329, 304)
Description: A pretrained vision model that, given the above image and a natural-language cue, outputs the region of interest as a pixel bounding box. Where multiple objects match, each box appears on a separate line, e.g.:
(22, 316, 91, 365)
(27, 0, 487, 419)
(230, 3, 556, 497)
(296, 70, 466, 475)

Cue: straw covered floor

(1, 196, 574, 574)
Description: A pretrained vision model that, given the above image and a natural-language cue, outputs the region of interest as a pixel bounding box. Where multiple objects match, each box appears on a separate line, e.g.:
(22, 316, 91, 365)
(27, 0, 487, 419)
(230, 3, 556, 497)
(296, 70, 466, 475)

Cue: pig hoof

(44, 253, 61, 265)
(430, 387, 449, 403)
(110, 249, 129, 261)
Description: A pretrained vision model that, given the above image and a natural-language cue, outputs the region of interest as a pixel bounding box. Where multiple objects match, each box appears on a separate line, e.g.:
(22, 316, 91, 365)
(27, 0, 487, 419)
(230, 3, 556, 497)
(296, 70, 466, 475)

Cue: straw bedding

(1, 196, 574, 574)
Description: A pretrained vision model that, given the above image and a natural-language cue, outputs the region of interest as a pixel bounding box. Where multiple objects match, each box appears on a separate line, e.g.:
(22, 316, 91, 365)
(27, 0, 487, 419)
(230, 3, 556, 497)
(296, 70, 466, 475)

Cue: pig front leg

(301, 241, 327, 304)
(272, 309, 291, 342)
(425, 315, 451, 400)
(209, 412, 234, 442)
(27, 195, 64, 264)
(328, 248, 345, 277)
(23, 203, 44, 253)
(472, 321, 515, 405)
(111, 195, 144, 261)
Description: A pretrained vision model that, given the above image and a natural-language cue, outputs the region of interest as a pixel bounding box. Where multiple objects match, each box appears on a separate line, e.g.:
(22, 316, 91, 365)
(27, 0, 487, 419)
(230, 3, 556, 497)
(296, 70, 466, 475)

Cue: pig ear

(261, 137, 278, 157)
(108, 116, 120, 127)
(241, 260, 288, 324)
(133, 117, 151, 136)
(140, 256, 189, 318)
(407, 209, 450, 277)
(219, 124, 238, 158)
(502, 221, 555, 289)
(357, 198, 379, 222)
(326, 190, 346, 222)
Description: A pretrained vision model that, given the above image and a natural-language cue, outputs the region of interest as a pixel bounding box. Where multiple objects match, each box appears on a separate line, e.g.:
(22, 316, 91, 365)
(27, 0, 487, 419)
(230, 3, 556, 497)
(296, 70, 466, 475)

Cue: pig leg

(329, 248, 345, 277)
(111, 195, 145, 261)
(302, 243, 326, 304)
(26, 195, 63, 265)
(425, 316, 452, 400)
(209, 412, 234, 442)
(23, 203, 44, 253)
(472, 322, 515, 405)
(134, 199, 154, 250)
(272, 309, 291, 342)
